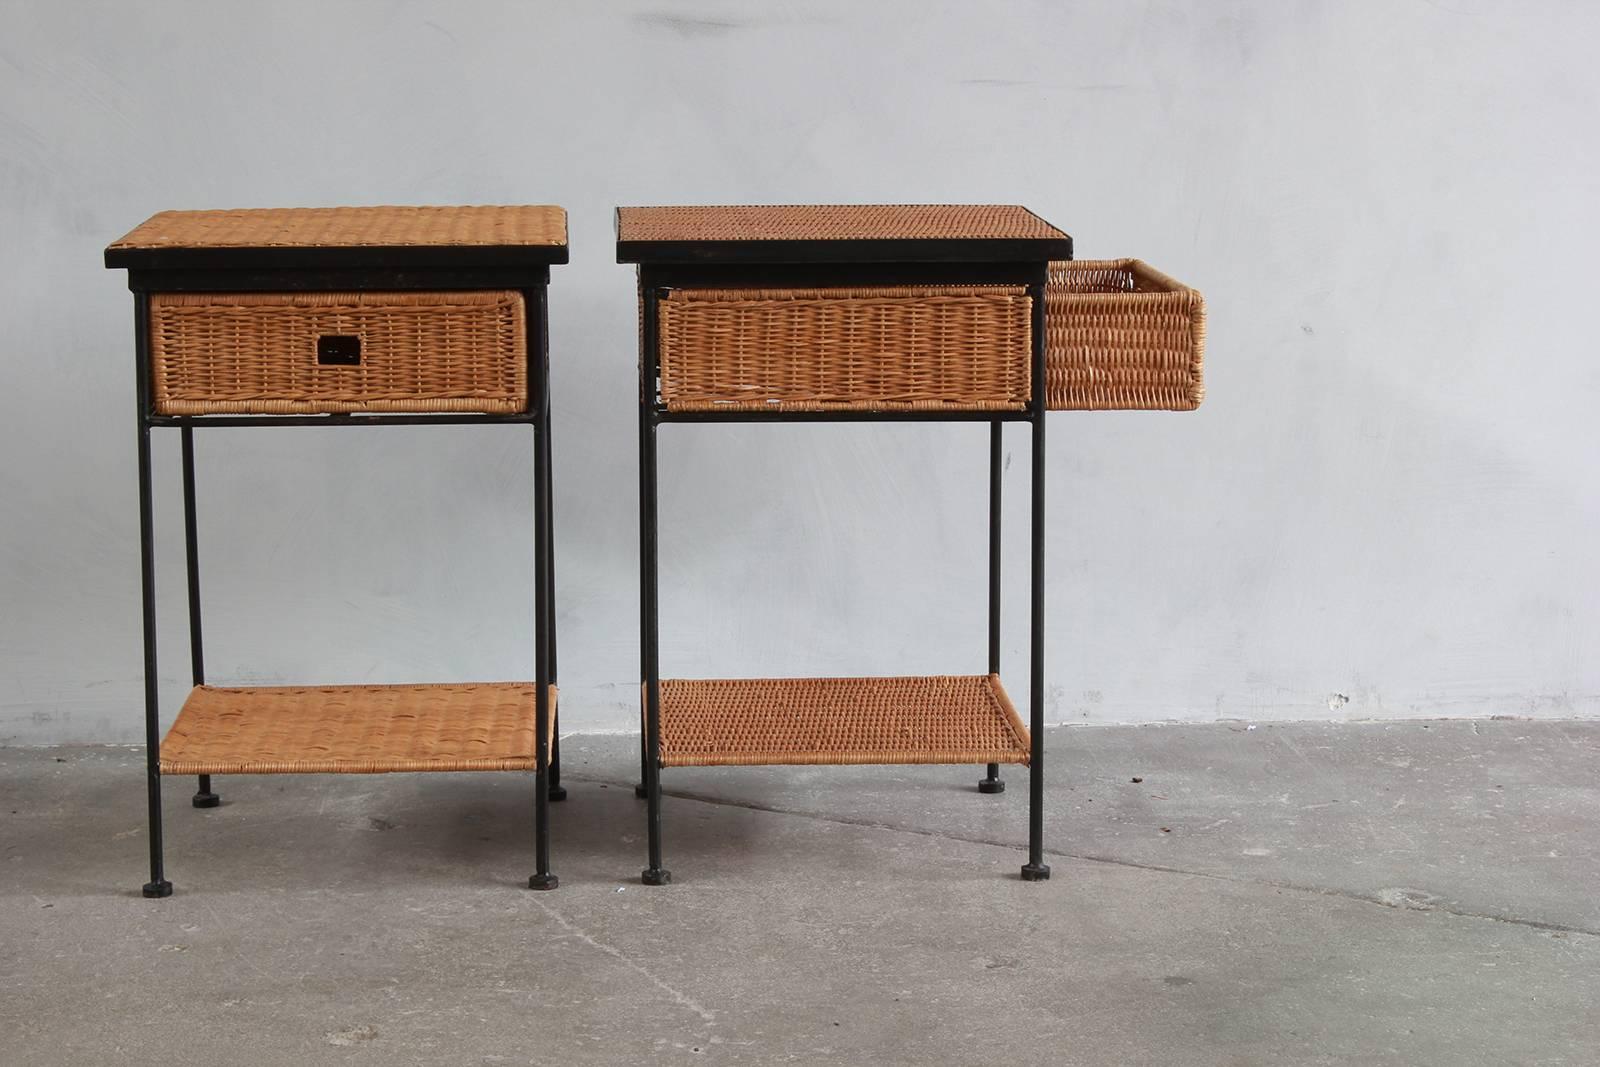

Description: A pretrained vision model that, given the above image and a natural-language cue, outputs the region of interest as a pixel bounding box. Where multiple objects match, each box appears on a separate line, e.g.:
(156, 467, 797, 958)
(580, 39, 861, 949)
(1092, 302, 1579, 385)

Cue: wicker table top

(615, 204, 1071, 264)
(106, 205, 569, 270)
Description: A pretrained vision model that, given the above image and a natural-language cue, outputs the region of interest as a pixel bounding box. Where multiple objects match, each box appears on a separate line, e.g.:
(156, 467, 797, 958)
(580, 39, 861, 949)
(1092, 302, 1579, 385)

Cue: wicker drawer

(656, 285, 1032, 412)
(148, 290, 527, 415)
(1045, 260, 1205, 411)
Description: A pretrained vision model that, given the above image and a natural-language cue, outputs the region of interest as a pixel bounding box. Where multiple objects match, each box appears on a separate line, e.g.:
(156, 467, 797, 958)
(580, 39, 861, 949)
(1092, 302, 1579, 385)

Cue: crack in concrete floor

(573, 772, 1600, 940)
(3, 726, 1597, 1065)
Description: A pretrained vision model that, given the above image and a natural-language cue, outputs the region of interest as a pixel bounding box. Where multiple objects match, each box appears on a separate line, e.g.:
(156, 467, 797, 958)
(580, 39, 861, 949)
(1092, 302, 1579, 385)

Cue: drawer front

(148, 290, 526, 415)
(656, 285, 1032, 412)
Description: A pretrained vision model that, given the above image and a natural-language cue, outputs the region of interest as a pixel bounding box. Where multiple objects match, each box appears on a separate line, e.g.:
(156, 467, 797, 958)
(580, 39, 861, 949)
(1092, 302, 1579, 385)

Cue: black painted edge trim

(105, 243, 569, 271)
(616, 235, 1073, 265)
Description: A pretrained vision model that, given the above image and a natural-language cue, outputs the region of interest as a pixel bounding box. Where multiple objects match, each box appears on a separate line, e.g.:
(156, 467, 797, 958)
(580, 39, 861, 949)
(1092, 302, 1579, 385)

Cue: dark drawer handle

(317, 335, 361, 366)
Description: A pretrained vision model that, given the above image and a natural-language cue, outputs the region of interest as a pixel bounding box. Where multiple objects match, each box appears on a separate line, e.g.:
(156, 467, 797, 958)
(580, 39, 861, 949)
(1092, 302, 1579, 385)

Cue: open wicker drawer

(1045, 259, 1205, 411)
(148, 290, 528, 415)
(656, 285, 1033, 412)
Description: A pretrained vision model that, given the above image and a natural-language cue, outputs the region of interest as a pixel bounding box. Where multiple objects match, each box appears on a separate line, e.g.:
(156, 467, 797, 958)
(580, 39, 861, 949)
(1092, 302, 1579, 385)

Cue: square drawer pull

(315, 334, 362, 366)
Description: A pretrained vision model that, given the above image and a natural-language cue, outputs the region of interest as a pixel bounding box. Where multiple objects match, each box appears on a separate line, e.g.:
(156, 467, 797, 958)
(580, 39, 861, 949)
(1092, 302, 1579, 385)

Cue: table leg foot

(528, 873, 560, 891)
(641, 867, 671, 886)
(1020, 863, 1051, 882)
(142, 880, 173, 898)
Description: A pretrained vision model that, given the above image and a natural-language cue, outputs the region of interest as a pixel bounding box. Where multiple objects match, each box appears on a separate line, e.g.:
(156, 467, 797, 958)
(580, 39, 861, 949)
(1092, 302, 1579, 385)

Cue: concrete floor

(2, 721, 1596, 1065)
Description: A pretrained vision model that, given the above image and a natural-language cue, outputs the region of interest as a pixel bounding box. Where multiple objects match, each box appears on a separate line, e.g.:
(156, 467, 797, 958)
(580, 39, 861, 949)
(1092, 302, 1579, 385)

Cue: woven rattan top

(616, 204, 1071, 264)
(106, 205, 568, 270)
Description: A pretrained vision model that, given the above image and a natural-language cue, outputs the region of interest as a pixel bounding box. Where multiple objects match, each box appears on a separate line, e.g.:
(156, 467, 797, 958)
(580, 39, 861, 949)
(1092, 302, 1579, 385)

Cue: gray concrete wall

(2, 1, 1596, 743)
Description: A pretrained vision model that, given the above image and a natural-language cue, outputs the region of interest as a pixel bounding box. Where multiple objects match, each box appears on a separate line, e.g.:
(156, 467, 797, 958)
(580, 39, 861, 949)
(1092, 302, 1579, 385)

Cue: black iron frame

(121, 264, 563, 897)
(633, 257, 1056, 884)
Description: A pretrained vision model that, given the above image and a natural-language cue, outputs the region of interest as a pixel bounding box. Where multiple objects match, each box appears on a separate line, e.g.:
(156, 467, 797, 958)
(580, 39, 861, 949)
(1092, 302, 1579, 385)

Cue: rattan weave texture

(110, 205, 567, 251)
(656, 286, 1032, 411)
(619, 204, 1064, 243)
(654, 674, 1030, 767)
(160, 683, 557, 775)
(149, 290, 527, 415)
(1046, 259, 1205, 411)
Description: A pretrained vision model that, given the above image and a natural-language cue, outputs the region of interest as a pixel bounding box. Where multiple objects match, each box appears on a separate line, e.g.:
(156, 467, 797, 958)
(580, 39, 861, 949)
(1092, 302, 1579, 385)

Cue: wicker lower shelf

(655, 673, 1029, 768)
(159, 682, 558, 775)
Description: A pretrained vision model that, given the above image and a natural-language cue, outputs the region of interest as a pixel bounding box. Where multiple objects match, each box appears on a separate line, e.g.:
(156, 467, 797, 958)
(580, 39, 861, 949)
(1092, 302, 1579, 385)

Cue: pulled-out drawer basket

(148, 290, 527, 415)
(1045, 259, 1205, 411)
(656, 285, 1032, 412)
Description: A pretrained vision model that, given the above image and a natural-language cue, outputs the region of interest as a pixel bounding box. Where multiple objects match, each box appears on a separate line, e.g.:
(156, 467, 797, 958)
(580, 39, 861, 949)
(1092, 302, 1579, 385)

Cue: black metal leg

(1022, 275, 1050, 881)
(135, 295, 171, 896)
(180, 426, 219, 810)
(543, 405, 567, 805)
(980, 419, 1006, 795)
(640, 283, 670, 886)
(529, 287, 558, 891)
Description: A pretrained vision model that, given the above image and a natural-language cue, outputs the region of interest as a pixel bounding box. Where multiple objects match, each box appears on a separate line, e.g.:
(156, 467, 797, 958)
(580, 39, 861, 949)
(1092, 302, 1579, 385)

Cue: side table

(618, 204, 1074, 883)
(105, 205, 569, 895)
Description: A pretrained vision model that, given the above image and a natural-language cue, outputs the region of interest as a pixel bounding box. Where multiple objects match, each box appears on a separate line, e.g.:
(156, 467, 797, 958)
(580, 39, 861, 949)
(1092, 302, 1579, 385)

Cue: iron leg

(981, 420, 1006, 795)
(136, 411, 170, 898)
(640, 286, 669, 885)
(1022, 280, 1050, 882)
(192, 775, 219, 808)
(528, 288, 558, 891)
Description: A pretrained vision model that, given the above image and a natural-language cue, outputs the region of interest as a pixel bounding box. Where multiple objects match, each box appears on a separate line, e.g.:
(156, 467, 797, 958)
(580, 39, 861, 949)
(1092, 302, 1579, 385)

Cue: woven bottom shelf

(160, 682, 558, 775)
(655, 674, 1029, 768)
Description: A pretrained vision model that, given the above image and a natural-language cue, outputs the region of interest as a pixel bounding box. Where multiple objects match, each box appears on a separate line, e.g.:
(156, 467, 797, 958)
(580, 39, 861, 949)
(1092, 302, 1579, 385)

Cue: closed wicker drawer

(148, 290, 527, 415)
(656, 285, 1033, 412)
(1045, 259, 1205, 411)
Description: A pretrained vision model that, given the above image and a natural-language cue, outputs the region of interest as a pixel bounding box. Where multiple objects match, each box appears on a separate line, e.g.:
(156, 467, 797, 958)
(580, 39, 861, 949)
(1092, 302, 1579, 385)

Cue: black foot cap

(641, 868, 672, 886)
(528, 872, 560, 891)
(634, 783, 649, 799)
(1020, 863, 1052, 881)
(978, 778, 1006, 794)
(548, 785, 568, 802)
(142, 880, 173, 898)
(192, 791, 220, 808)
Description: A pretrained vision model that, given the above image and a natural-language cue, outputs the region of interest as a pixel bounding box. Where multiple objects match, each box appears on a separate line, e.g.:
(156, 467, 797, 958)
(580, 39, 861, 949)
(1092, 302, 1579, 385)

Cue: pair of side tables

(104, 204, 1205, 896)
